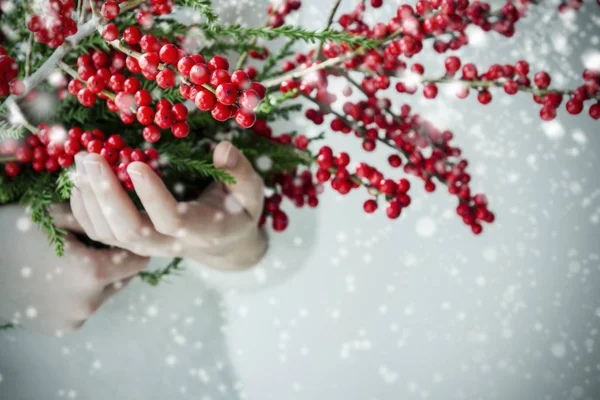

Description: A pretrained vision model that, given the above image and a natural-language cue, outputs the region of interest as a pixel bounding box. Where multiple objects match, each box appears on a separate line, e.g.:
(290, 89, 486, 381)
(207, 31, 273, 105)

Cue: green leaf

(165, 155, 236, 184)
(205, 24, 378, 48)
(0, 323, 16, 331)
(138, 257, 184, 286)
(174, 0, 218, 25)
(21, 174, 67, 257)
(56, 168, 75, 201)
(257, 39, 298, 81)
(0, 119, 25, 141)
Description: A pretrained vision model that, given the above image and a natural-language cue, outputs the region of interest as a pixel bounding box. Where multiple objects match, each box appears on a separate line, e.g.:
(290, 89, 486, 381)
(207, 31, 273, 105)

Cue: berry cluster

(4, 125, 158, 190)
(111, 30, 266, 128)
(0, 47, 23, 97)
(26, 0, 78, 48)
(266, 0, 302, 28)
(407, 57, 600, 121)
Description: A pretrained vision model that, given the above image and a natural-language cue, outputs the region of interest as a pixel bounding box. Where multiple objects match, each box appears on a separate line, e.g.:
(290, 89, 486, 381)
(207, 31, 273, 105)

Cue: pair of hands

(0, 141, 267, 334)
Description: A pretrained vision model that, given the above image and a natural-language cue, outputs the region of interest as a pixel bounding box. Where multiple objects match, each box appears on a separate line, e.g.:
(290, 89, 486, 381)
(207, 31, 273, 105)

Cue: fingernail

(127, 165, 144, 182)
(84, 160, 102, 177)
(222, 143, 238, 169)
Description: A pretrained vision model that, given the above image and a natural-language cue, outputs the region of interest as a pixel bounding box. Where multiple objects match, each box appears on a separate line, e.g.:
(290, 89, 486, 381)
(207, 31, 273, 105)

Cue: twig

(57, 61, 116, 101)
(24, 34, 34, 78)
(315, 0, 342, 61)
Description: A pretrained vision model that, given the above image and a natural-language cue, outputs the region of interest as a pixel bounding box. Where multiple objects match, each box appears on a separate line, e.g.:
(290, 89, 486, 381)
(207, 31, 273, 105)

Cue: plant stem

(57, 61, 116, 101)
(24, 34, 34, 78)
(0, 156, 18, 162)
(315, 0, 343, 61)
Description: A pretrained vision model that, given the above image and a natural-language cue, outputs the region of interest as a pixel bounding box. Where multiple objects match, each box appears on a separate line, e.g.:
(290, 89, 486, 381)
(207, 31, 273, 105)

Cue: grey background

(2, 0, 600, 399)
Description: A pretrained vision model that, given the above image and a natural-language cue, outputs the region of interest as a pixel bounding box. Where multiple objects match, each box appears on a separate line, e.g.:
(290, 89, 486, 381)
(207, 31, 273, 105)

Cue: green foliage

(56, 169, 75, 201)
(174, 0, 218, 25)
(21, 174, 67, 257)
(200, 41, 265, 59)
(257, 39, 298, 81)
(232, 133, 313, 176)
(0, 119, 25, 141)
(138, 257, 184, 286)
(0, 172, 33, 204)
(0, 323, 16, 331)
(256, 89, 302, 121)
(165, 155, 236, 184)
(206, 24, 378, 48)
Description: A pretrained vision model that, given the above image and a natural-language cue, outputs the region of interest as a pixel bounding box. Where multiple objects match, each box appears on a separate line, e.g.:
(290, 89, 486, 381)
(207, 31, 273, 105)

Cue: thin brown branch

(315, 0, 343, 61)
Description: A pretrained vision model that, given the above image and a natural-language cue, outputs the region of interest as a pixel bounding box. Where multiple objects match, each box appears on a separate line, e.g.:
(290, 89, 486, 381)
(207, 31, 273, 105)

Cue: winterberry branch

(57, 61, 116, 101)
(315, 0, 343, 61)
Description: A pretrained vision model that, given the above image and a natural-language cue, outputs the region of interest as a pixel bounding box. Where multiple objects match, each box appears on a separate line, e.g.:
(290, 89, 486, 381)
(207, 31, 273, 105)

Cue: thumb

(213, 141, 264, 221)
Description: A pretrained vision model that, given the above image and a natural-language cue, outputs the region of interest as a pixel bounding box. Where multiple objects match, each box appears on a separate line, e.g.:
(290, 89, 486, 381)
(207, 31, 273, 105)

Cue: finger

(82, 153, 145, 243)
(69, 243, 150, 283)
(49, 203, 85, 233)
(69, 188, 97, 239)
(75, 152, 115, 242)
(213, 141, 264, 221)
(127, 161, 185, 236)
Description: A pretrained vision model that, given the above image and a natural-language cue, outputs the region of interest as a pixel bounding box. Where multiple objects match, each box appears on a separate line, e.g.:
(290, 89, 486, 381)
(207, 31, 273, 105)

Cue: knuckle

(115, 224, 142, 243)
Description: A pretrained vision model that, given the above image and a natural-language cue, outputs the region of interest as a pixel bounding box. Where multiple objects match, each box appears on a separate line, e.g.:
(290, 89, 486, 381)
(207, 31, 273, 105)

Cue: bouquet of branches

(0, 0, 598, 275)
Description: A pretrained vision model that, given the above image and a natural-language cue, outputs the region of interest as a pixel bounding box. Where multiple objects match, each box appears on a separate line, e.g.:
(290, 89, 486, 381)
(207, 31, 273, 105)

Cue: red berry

(172, 121, 190, 138)
(107, 134, 125, 150)
(171, 103, 188, 121)
(156, 69, 176, 89)
(15, 146, 33, 162)
(138, 52, 160, 74)
(477, 90, 492, 104)
(58, 154, 74, 167)
(140, 34, 160, 53)
(100, 145, 119, 165)
(86, 75, 105, 94)
(77, 88, 96, 107)
(462, 63, 478, 80)
(540, 105, 556, 121)
(388, 155, 402, 167)
(239, 89, 260, 110)
(87, 139, 103, 154)
(189, 63, 210, 85)
(503, 79, 519, 95)
(154, 108, 174, 129)
(444, 56, 461, 74)
(194, 89, 216, 111)
(208, 56, 229, 72)
(136, 106, 155, 125)
(533, 71, 551, 89)
(209, 69, 231, 87)
(123, 77, 141, 94)
(134, 89, 152, 106)
(4, 162, 20, 177)
(177, 56, 196, 75)
(114, 92, 133, 110)
(230, 70, 250, 90)
(363, 199, 378, 213)
(215, 83, 239, 105)
(590, 103, 600, 119)
(211, 102, 233, 121)
(101, 0, 120, 19)
(514, 60, 529, 76)
(234, 109, 256, 128)
(123, 26, 142, 45)
(386, 201, 401, 219)
(566, 98, 583, 115)
(335, 152, 350, 168)
(272, 210, 288, 232)
(159, 44, 179, 64)
(423, 83, 438, 99)
(250, 82, 266, 99)
(142, 125, 161, 143)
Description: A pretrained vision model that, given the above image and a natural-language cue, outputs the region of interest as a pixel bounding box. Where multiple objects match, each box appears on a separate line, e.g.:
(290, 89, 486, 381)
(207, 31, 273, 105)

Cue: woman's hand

(70, 141, 267, 270)
(0, 205, 149, 334)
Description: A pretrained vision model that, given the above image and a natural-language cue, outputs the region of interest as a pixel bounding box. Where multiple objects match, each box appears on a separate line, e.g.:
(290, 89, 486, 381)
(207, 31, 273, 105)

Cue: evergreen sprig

(21, 174, 68, 257)
(56, 169, 75, 201)
(138, 257, 184, 286)
(0, 119, 25, 141)
(174, 0, 218, 25)
(206, 24, 378, 48)
(165, 155, 236, 184)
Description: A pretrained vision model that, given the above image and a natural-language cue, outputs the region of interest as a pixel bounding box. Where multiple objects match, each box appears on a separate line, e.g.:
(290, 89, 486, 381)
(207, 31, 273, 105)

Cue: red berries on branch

(0, 48, 23, 96)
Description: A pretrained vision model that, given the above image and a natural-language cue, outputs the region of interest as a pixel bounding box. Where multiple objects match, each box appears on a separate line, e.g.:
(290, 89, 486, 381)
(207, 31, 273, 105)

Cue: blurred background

(2, 0, 600, 399)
